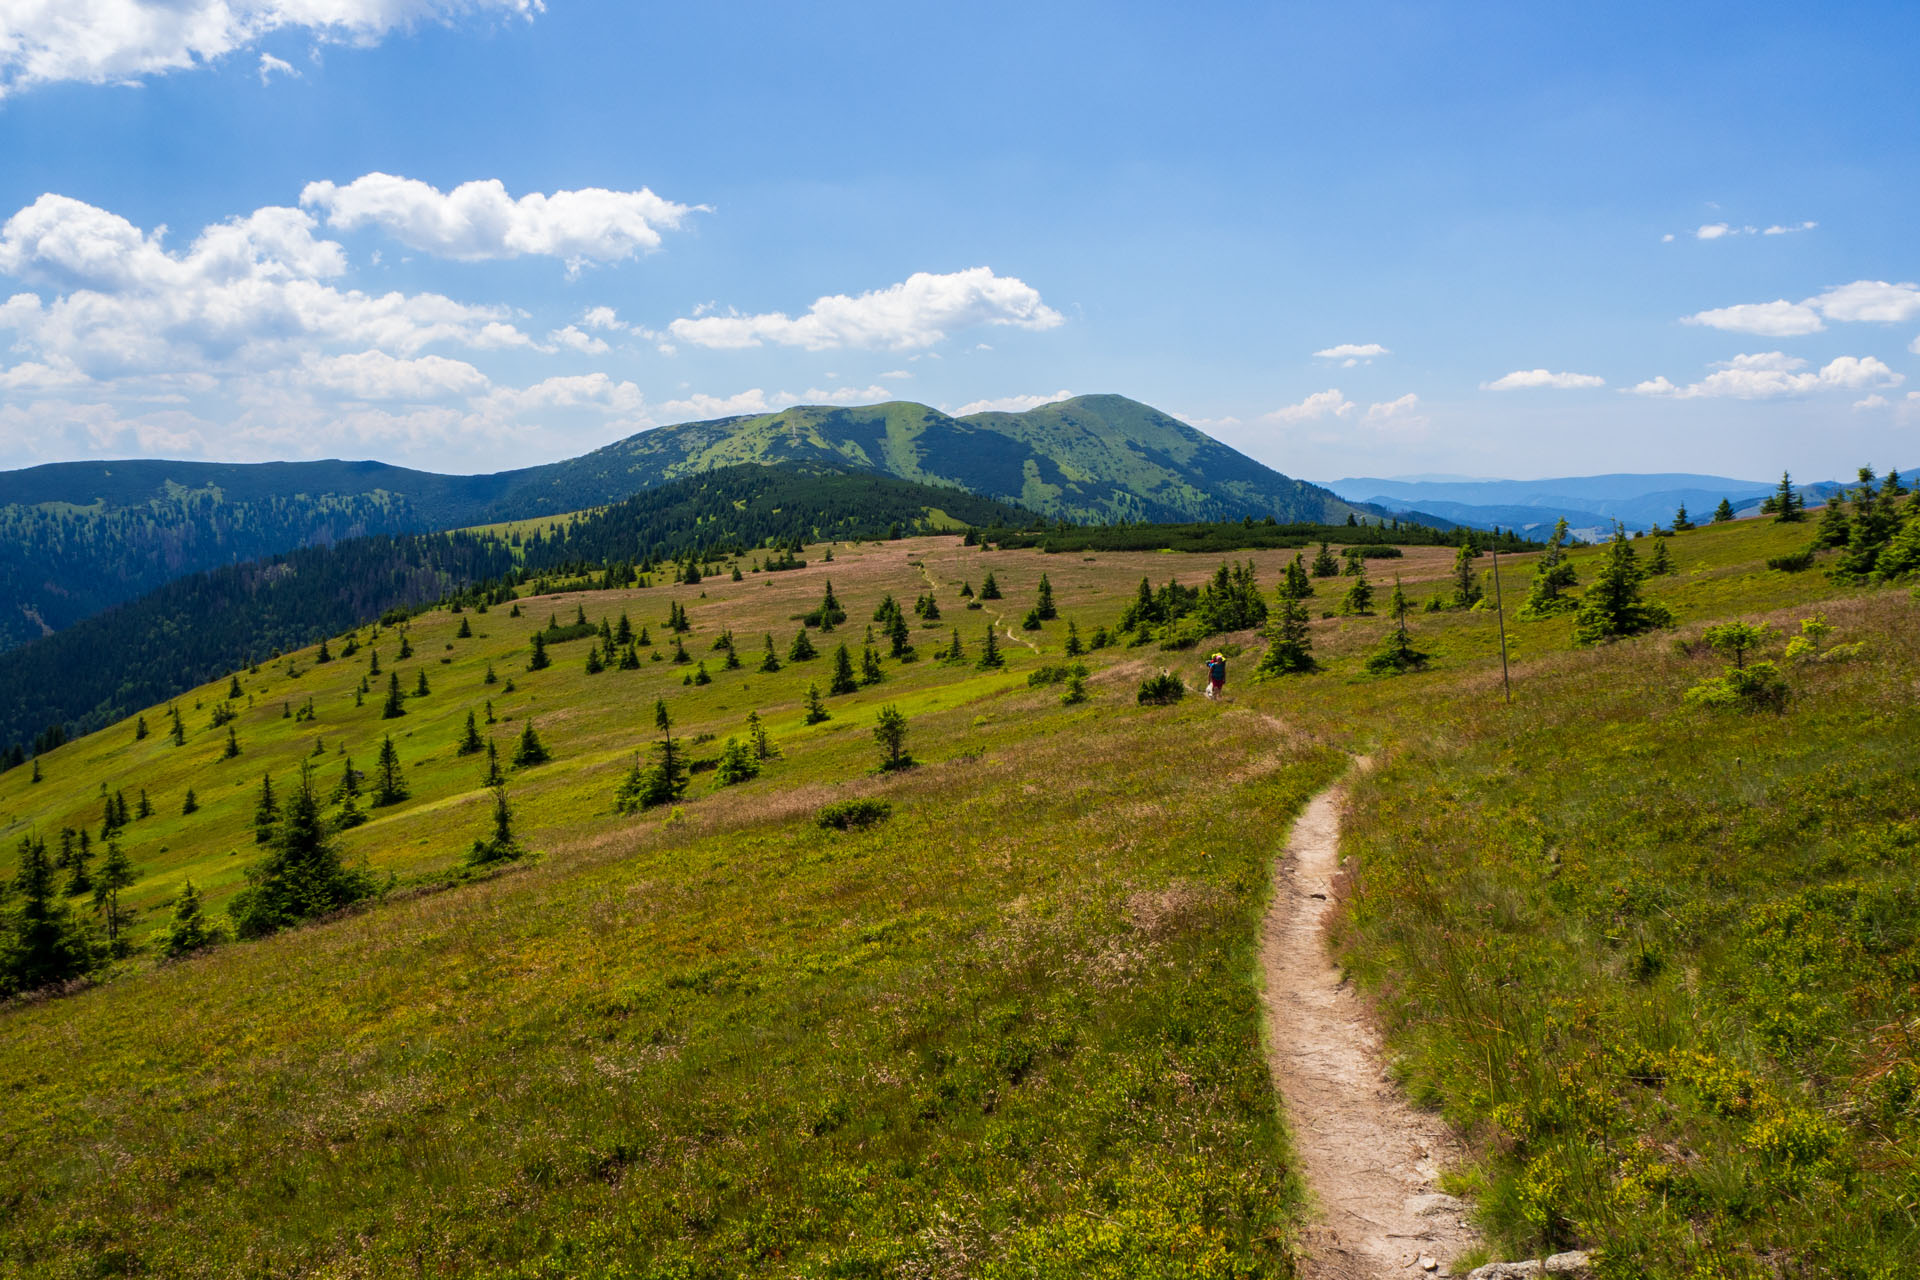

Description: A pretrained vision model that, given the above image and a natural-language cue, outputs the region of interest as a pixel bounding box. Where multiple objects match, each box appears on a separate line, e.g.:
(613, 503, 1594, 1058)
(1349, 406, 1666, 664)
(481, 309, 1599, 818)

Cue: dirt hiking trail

(1262, 766, 1481, 1278)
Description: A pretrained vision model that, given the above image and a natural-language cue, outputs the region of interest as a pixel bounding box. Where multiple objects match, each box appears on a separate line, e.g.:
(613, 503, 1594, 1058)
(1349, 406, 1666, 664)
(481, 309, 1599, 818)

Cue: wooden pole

(1491, 538, 1512, 704)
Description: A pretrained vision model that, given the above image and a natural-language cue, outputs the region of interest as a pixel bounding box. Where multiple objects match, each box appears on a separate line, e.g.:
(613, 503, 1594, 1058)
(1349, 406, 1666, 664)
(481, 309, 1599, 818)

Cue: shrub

(1027, 661, 1088, 687)
(1767, 548, 1816, 572)
(817, 798, 892, 830)
(1137, 672, 1185, 704)
(1683, 660, 1790, 712)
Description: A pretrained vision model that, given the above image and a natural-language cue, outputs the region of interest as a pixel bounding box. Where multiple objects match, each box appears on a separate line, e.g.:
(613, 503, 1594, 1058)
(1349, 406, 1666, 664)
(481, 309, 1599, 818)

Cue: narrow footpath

(1261, 768, 1481, 1278)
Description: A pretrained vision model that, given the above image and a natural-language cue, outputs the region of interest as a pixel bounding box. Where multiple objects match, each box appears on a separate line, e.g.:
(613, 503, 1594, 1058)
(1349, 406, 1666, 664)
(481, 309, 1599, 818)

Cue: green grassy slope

(1, 513, 1911, 1276)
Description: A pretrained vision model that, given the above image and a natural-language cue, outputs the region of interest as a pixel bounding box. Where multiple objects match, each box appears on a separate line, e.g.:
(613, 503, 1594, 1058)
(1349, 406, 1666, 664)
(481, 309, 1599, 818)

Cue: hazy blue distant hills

(1, 395, 1367, 652)
(1320, 470, 1912, 536)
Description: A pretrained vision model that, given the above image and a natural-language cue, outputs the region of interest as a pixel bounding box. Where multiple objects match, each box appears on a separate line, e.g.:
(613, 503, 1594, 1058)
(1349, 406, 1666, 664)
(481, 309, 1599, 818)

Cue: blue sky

(0, 1, 1915, 482)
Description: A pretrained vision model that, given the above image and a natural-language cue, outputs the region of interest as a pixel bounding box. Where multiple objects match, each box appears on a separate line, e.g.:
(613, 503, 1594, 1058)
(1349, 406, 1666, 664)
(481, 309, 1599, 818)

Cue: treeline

(0, 533, 517, 756)
(0, 488, 426, 653)
(517, 465, 1035, 573)
(983, 517, 1534, 554)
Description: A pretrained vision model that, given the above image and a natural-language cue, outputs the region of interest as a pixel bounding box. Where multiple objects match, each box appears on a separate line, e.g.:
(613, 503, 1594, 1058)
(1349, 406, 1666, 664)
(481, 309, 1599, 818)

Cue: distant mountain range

(1, 395, 1375, 653)
(1321, 470, 1911, 538)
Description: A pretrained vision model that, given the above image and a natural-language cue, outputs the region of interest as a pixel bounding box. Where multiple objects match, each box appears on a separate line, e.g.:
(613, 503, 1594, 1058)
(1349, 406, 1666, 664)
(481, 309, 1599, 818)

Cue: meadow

(0, 512, 1911, 1277)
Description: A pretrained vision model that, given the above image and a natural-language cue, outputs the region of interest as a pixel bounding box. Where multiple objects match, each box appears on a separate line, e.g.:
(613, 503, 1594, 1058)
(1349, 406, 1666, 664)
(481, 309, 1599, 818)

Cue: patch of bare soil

(1261, 767, 1481, 1278)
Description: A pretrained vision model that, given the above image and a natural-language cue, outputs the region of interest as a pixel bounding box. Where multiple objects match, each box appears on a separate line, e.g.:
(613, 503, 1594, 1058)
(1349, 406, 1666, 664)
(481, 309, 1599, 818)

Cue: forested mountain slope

(2, 396, 1361, 651)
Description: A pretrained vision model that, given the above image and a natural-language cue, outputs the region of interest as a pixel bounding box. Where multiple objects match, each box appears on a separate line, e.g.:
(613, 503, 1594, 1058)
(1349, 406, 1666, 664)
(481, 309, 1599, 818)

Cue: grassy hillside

(0, 465, 1038, 756)
(1, 508, 1914, 1276)
(2, 396, 1362, 655)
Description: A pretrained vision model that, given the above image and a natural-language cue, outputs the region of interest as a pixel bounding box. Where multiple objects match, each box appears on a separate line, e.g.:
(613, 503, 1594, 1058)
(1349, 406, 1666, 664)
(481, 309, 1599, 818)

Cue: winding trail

(1262, 766, 1481, 1278)
(913, 557, 1039, 652)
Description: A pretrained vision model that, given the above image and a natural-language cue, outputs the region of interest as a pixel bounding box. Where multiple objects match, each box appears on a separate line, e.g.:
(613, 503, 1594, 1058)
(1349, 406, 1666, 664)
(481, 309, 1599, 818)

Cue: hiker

(1203, 651, 1226, 699)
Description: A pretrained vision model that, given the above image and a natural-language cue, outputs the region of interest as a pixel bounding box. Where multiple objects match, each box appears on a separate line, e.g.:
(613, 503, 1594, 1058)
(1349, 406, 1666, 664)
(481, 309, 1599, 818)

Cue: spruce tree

(374, 735, 408, 806)
(1647, 534, 1675, 576)
(616, 612, 634, 645)
(760, 633, 782, 672)
(980, 572, 1001, 600)
(1258, 590, 1317, 677)
(30, 759, 41, 784)
(484, 663, 498, 685)
(162, 880, 217, 956)
(804, 682, 831, 725)
(254, 774, 280, 844)
(1672, 503, 1694, 532)
(585, 646, 605, 674)
(458, 711, 485, 755)
(1364, 579, 1430, 675)
(1713, 497, 1735, 523)
(920, 593, 941, 621)
(873, 705, 912, 771)
(714, 738, 760, 786)
(513, 720, 551, 767)
(817, 580, 841, 632)
(1518, 518, 1579, 619)
(223, 726, 241, 759)
(1311, 542, 1340, 578)
(1449, 542, 1483, 608)
(1771, 471, 1803, 522)
(381, 672, 406, 719)
(789, 628, 818, 662)
(1340, 568, 1374, 616)
(829, 644, 859, 695)
(136, 789, 152, 819)
(692, 661, 712, 686)
(169, 706, 186, 746)
(66, 831, 93, 897)
(1573, 524, 1675, 644)
(942, 626, 965, 664)
(92, 838, 136, 952)
(3, 834, 92, 995)
(746, 710, 779, 761)
(397, 632, 412, 659)
(1281, 554, 1314, 600)
(369, 648, 381, 676)
(467, 786, 526, 865)
(1064, 619, 1084, 656)
(181, 789, 198, 815)
(888, 610, 914, 659)
(861, 646, 885, 685)
(1022, 606, 1043, 631)
(457, 617, 472, 639)
(616, 701, 689, 811)
(483, 739, 503, 787)
(316, 638, 332, 664)
(414, 670, 430, 697)
(977, 625, 1004, 669)
(228, 675, 244, 699)
(229, 762, 374, 939)
(528, 633, 550, 671)
(135, 715, 148, 742)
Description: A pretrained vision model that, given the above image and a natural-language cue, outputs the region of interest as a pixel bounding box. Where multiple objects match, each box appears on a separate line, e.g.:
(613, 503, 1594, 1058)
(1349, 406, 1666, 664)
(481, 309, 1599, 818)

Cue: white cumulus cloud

(1630, 352, 1903, 399)
(1262, 389, 1353, 424)
(0, 192, 532, 379)
(0, 0, 541, 100)
(1810, 280, 1920, 325)
(1313, 342, 1388, 367)
(1683, 300, 1825, 337)
(547, 325, 608, 355)
(953, 389, 1074, 415)
(668, 267, 1063, 352)
(1481, 369, 1605, 391)
(299, 350, 489, 400)
(301, 173, 700, 272)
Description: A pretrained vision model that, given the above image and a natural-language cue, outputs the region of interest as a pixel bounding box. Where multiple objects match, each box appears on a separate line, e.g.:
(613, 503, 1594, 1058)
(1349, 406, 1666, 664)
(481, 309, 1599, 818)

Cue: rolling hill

(1, 396, 1366, 654)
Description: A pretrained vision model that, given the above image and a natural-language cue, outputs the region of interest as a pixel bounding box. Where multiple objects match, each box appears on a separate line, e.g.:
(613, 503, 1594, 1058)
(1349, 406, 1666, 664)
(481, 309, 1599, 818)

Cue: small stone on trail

(1420, 1256, 1439, 1272)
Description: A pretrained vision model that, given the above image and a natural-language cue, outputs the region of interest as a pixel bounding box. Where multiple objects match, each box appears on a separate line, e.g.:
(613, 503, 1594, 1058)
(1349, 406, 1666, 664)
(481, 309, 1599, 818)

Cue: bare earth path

(1262, 768, 1482, 1278)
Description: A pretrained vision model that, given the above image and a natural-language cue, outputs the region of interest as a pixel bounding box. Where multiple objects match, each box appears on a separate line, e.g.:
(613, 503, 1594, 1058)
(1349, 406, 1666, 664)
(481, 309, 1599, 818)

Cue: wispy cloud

(1481, 369, 1605, 391)
(1630, 352, 1903, 399)
(1313, 342, 1388, 368)
(668, 268, 1063, 352)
